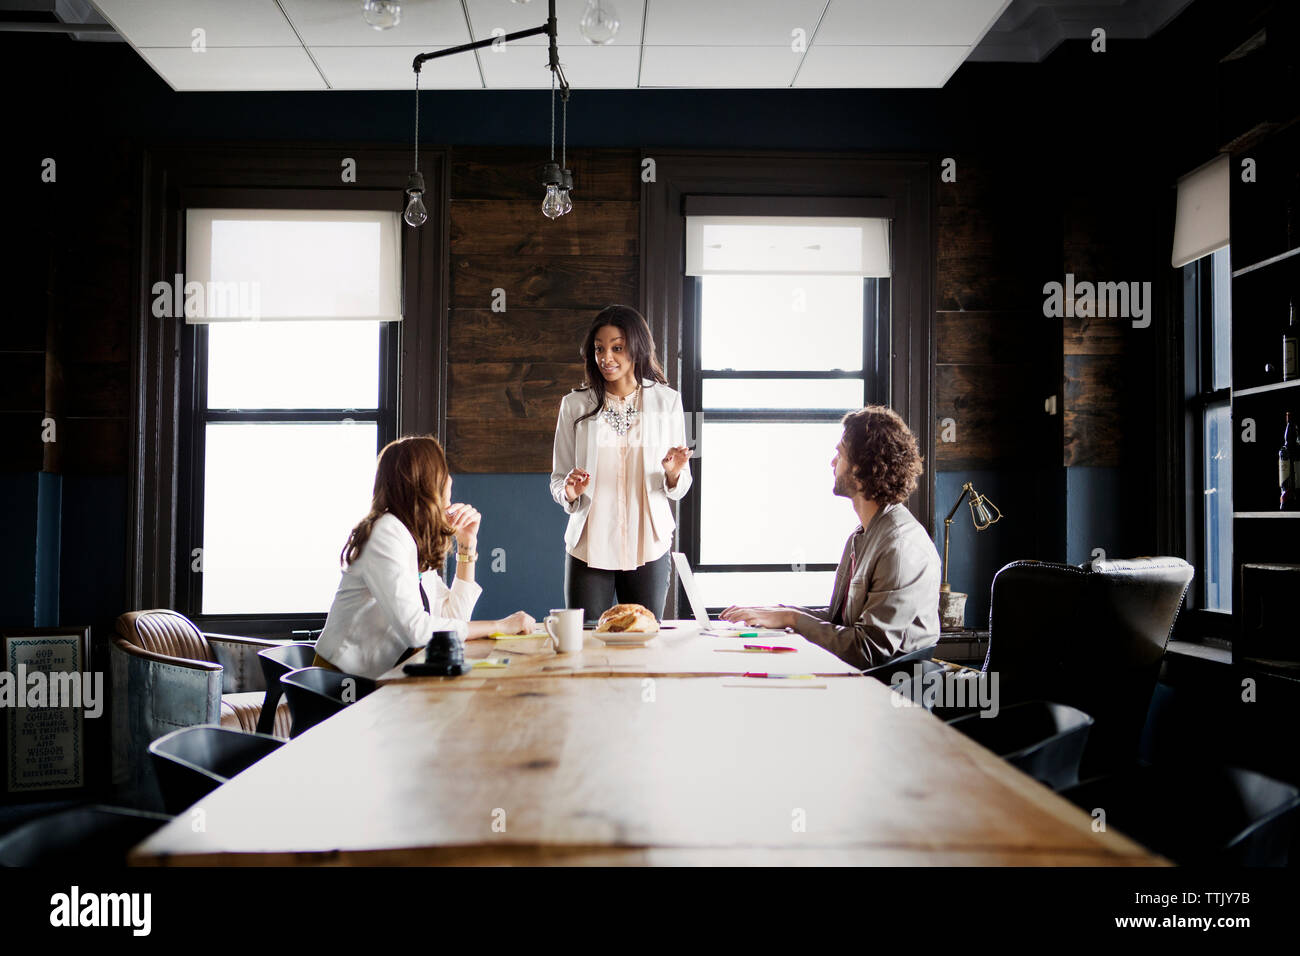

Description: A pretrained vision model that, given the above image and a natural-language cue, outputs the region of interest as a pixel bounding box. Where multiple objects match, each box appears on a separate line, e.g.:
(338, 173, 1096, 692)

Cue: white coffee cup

(545, 608, 584, 654)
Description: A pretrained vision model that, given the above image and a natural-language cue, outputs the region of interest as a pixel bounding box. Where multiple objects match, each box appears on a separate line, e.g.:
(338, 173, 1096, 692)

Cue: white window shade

(1171, 155, 1230, 268)
(185, 208, 402, 323)
(686, 216, 891, 277)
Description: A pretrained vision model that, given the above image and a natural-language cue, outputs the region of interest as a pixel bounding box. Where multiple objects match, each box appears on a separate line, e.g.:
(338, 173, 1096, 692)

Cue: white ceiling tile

(479, 43, 640, 88)
(465, 0, 645, 47)
(639, 46, 802, 87)
(278, 0, 471, 48)
(794, 45, 969, 88)
(90, 0, 299, 47)
(644, 0, 827, 46)
(312, 45, 484, 89)
(814, 0, 1011, 46)
(136, 46, 326, 91)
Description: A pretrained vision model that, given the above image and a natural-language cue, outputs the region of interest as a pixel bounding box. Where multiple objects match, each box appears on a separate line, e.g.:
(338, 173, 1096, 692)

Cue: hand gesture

(445, 502, 481, 549)
(662, 445, 692, 481)
(564, 468, 591, 502)
(496, 610, 537, 635)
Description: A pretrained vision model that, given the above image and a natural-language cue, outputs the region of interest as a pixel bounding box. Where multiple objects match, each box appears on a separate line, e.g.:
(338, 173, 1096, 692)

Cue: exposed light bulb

(557, 188, 573, 216)
(542, 184, 563, 220)
(404, 192, 427, 227)
(579, 0, 619, 44)
(362, 0, 401, 30)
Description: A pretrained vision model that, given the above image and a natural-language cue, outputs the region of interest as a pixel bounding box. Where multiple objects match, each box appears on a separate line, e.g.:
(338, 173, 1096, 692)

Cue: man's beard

(832, 472, 855, 498)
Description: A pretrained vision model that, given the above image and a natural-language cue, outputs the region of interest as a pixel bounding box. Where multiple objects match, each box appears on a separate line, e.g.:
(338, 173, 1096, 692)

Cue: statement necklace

(601, 386, 640, 436)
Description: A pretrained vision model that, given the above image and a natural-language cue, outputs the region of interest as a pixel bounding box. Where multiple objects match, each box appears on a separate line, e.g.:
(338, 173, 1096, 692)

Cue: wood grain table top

(130, 674, 1166, 867)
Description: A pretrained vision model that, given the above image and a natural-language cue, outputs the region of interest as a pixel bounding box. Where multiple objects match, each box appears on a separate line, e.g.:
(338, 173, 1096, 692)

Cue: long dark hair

(575, 304, 668, 425)
(341, 436, 455, 574)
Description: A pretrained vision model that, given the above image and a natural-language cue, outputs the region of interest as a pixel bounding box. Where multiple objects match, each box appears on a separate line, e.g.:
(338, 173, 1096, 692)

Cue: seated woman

(313, 435, 535, 679)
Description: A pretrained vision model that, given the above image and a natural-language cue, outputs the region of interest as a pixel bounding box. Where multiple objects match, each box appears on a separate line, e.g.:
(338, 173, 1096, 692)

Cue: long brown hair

(575, 304, 668, 425)
(340, 436, 455, 574)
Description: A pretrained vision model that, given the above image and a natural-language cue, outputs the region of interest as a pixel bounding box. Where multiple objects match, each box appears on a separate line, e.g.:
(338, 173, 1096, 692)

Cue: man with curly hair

(721, 406, 941, 670)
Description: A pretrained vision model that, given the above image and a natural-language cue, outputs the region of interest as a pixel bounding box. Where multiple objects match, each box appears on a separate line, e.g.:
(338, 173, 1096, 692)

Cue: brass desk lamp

(939, 481, 1003, 630)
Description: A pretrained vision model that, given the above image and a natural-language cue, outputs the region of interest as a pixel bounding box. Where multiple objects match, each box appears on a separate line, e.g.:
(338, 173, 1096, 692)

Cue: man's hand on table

(719, 606, 797, 630)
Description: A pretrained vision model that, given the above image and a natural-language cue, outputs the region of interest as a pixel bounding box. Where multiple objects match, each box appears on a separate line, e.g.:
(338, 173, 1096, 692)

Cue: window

(1183, 246, 1233, 612)
(183, 208, 401, 618)
(681, 215, 890, 611)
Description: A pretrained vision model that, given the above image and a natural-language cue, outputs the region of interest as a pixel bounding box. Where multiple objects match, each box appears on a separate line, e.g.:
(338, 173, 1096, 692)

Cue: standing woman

(550, 305, 693, 622)
(314, 435, 534, 680)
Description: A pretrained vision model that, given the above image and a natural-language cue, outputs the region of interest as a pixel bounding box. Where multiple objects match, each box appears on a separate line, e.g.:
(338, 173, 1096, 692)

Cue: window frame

(679, 265, 891, 603)
(179, 314, 400, 632)
(1180, 249, 1234, 631)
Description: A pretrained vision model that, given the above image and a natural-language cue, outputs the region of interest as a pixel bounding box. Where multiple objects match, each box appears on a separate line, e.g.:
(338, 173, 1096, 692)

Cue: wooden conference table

(130, 621, 1165, 866)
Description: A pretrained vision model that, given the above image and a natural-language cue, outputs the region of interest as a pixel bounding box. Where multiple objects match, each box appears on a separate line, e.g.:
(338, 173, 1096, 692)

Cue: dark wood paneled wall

(935, 157, 1060, 470)
(1061, 189, 1160, 468)
(445, 147, 640, 473)
(0, 141, 132, 478)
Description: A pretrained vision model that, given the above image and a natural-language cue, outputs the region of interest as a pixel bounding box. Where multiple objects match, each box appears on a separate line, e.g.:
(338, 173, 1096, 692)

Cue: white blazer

(315, 513, 481, 679)
(550, 380, 693, 553)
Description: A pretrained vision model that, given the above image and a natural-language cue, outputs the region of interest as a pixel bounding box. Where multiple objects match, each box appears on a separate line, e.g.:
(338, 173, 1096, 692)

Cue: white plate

(586, 627, 658, 645)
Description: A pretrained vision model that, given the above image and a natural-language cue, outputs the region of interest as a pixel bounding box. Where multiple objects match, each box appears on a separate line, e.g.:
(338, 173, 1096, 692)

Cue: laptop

(671, 552, 790, 635)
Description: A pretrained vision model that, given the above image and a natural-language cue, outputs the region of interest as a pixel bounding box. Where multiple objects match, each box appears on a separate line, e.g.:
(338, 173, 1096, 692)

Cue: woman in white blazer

(314, 435, 534, 679)
(550, 305, 693, 623)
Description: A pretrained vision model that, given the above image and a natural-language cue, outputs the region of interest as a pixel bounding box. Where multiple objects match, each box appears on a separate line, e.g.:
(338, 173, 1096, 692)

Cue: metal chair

(0, 805, 171, 867)
(947, 701, 1094, 791)
(256, 643, 317, 735)
(280, 667, 377, 739)
(110, 608, 292, 807)
(861, 643, 936, 682)
(1061, 763, 1300, 866)
(148, 725, 284, 814)
(888, 660, 991, 721)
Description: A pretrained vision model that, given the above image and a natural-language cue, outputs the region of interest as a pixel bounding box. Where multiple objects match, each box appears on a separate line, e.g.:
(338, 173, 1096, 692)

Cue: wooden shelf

(1233, 244, 1300, 278)
(1234, 511, 1300, 518)
(1234, 379, 1300, 397)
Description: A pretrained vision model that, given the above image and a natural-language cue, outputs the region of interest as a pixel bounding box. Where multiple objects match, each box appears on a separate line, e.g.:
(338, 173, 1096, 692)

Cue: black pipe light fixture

(406, 0, 573, 227)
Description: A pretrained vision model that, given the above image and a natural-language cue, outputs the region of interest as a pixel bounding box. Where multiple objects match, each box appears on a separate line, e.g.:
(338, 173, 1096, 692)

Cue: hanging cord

(414, 68, 421, 171)
(561, 85, 568, 170)
(550, 67, 556, 162)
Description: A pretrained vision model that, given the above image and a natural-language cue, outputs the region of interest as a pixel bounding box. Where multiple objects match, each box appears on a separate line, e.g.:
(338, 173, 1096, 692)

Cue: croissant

(595, 603, 658, 633)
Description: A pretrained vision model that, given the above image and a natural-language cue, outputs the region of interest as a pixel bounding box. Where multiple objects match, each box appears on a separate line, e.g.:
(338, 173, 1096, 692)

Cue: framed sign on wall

(1, 626, 95, 802)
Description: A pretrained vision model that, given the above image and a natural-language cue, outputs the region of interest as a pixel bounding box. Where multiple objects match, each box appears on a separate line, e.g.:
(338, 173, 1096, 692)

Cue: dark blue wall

(450, 474, 569, 621)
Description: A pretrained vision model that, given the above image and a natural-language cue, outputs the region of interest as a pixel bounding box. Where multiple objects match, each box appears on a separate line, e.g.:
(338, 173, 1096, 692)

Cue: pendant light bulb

(362, 0, 401, 30)
(404, 171, 427, 228)
(579, 0, 620, 44)
(542, 184, 563, 220)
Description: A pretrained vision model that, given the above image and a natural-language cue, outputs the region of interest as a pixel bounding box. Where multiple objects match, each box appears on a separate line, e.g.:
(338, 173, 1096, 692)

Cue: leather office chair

(256, 643, 316, 735)
(948, 701, 1094, 791)
(280, 667, 377, 739)
(1061, 763, 1300, 866)
(981, 557, 1193, 779)
(110, 609, 292, 809)
(0, 805, 171, 867)
(149, 725, 285, 814)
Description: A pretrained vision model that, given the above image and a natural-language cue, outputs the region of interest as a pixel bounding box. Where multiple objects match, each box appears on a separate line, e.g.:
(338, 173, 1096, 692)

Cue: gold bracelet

(457, 549, 477, 563)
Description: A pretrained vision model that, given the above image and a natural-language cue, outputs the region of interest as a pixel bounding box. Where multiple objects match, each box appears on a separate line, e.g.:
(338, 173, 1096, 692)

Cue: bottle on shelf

(1285, 300, 1298, 381)
(1281, 411, 1299, 511)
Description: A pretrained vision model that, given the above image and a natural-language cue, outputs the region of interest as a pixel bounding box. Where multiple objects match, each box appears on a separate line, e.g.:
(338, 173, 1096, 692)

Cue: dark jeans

(565, 551, 671, 625)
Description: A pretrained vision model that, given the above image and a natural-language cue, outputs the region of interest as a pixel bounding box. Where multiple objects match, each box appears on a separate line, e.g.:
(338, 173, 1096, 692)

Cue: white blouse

(314, 512, 480, 679)
(571, 390, 672, 570)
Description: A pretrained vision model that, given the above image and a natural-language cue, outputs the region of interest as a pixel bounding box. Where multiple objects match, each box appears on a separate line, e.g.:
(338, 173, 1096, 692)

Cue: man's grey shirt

(789, 503, 941, 670)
